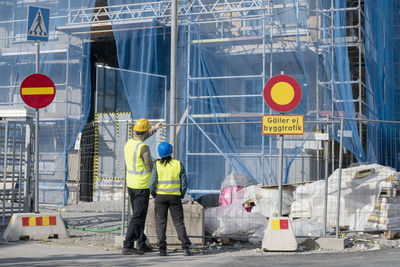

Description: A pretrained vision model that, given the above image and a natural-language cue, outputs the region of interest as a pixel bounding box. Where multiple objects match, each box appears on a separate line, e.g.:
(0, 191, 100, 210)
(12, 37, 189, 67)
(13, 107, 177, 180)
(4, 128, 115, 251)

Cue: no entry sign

(263, 74, 302, 113)
(20, 73, 55, 109)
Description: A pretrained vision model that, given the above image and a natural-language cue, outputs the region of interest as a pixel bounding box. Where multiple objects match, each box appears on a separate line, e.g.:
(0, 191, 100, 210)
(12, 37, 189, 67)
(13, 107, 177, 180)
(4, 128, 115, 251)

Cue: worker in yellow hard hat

(122, 118, 162, 255)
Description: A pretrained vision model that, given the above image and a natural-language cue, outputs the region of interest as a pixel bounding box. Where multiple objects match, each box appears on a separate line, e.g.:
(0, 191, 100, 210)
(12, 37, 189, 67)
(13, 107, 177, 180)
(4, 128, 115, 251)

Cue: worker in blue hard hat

(149, 142, 192, 256)
(122, 118, 162, 255)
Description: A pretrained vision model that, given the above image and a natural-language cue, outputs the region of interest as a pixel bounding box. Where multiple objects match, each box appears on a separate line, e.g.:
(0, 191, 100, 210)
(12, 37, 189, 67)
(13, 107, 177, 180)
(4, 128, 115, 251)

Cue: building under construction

(0, 0, 399, 208)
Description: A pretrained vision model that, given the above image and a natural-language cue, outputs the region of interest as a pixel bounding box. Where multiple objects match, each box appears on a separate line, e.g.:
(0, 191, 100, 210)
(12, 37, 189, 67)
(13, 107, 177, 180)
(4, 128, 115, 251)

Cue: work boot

(159, 249, 167, 256)
(122, 247, 144, 255)
(138, 243, 153, 253)
(183, 248, 191, 256)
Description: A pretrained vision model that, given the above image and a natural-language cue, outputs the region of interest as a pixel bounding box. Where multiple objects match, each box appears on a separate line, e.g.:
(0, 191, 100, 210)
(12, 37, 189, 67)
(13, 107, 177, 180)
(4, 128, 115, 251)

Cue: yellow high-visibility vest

(124, 139, 151, 189)
(155, 159, 181, 195)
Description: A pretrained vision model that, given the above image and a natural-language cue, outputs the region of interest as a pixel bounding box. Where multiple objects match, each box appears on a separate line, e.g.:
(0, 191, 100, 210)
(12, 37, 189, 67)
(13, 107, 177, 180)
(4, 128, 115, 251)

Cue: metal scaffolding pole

(170, 0, 178, 153)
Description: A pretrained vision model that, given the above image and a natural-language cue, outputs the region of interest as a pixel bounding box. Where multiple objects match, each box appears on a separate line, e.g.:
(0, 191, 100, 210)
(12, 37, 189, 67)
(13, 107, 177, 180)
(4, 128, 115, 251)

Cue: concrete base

(145, 200, 204, 245)
(114, 235, 124, 249)
(262, 217, 298, 252)
(116, 201, 204, 248)
(3, 213, 69, 241)
(316, 237, 349, 250)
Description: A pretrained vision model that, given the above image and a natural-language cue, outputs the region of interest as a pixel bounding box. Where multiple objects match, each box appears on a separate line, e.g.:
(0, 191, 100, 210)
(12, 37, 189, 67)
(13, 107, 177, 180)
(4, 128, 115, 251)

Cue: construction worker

(122, 118, 162, 255)
(149, 142, 192, 256)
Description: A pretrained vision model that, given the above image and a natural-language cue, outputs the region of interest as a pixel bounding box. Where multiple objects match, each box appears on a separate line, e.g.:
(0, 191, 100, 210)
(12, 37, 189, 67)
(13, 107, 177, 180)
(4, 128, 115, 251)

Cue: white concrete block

(3, 213, 69, 241)
(262, 217, 298, 251)
(316, 237, 349, 250)
(145, 201, 204, 245)
(114, 235, 124, 248)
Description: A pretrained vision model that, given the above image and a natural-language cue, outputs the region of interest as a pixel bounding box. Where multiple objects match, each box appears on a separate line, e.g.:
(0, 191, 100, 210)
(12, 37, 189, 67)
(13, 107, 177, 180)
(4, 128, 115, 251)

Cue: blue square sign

(27, 6, 50, 41)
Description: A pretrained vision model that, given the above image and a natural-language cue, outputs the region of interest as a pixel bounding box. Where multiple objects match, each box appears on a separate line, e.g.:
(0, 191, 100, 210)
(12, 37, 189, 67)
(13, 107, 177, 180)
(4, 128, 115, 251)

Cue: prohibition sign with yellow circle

(263, 74, 302, 113)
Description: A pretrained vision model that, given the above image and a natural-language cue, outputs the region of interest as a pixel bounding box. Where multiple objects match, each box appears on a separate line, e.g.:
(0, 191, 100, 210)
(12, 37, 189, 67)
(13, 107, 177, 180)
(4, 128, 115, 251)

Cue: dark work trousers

(155, 194, 191, 250)
(123, 188, 150, 249)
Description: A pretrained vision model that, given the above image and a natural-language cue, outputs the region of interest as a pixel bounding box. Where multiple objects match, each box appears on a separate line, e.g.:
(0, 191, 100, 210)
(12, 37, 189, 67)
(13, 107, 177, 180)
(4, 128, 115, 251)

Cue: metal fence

(32, 116, 400, 244)
(0, 118, 34, 226)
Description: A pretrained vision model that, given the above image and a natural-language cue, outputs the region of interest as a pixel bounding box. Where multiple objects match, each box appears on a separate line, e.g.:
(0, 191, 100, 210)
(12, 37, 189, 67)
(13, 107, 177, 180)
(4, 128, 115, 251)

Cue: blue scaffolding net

(0, 1, 94, 204)
(0, 0, 399, 204)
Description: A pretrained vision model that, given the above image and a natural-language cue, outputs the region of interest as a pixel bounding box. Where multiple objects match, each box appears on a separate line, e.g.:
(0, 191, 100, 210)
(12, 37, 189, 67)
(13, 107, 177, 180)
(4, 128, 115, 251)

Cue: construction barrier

(262, 217, 297, 251)
(3, 213, 69, 241)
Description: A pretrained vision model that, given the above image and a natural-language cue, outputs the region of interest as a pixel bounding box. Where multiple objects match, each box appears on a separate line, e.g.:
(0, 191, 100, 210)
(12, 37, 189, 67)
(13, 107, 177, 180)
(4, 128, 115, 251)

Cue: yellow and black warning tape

(128, 123, 133, 139)
(115, 110, 119, 136)
(159, 125, 167, 142)
(93, 113, 100, 193)
(96, 177, 124, 181)
(95, 111, 131, 116)
(93, 112, 133, 193)
(93, 114, 170, 193)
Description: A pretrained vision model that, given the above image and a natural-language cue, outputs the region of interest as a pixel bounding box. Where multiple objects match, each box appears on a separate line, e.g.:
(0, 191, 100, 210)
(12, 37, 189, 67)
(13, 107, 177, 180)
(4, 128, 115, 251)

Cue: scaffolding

(0, 0, 368, 204)
(58, 0, 366, 197)
(0, 1, 92, 205)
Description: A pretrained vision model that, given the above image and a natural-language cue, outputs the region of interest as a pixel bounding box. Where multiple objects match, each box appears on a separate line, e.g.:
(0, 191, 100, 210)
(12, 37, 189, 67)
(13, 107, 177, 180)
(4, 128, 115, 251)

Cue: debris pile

(366, 174, 400, 238)
(204, 164, 400, 240)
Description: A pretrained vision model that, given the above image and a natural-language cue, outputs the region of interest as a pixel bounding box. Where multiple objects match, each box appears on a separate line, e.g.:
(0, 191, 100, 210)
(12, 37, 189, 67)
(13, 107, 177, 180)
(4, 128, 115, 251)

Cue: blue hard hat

(158, 142, 173, 158)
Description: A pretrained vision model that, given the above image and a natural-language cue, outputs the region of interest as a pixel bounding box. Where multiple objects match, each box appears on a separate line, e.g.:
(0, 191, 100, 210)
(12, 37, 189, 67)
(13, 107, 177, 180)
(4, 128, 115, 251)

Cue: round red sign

(20, 73, 56, 109)
(263, 74, 302, 113)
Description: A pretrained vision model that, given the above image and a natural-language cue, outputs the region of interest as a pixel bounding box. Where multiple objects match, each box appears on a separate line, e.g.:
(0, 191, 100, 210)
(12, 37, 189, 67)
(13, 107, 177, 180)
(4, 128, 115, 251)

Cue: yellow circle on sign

(270, 82, 295, 105)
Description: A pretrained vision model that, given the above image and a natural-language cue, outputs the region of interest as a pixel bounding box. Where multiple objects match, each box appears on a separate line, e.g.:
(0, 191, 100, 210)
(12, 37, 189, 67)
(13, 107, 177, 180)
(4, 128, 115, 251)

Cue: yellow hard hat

(134, 118, 151, 132)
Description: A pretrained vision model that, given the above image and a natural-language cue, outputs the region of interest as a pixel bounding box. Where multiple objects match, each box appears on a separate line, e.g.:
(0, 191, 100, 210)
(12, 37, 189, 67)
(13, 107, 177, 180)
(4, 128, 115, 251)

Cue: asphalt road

(1, 242, 400, 267)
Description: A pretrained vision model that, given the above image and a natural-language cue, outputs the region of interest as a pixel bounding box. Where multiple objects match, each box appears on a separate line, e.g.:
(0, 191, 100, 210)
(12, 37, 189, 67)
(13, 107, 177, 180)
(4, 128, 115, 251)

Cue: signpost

(27, 6, 50, 42)
(23, 6, 51, 213)
(262, 74, 303, 216)
(262, 115, 304, 135)
(20, 74, 55, 109)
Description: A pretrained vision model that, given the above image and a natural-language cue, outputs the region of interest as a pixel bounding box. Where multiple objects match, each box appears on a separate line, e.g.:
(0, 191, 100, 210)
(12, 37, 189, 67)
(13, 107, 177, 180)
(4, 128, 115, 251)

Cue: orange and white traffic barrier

(262, 217, 297, 251)
(3, 213, 69, 241)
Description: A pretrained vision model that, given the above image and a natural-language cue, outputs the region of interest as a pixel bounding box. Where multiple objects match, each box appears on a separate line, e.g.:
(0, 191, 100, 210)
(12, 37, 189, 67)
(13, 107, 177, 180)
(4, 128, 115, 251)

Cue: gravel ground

(25, 227, 400, 257)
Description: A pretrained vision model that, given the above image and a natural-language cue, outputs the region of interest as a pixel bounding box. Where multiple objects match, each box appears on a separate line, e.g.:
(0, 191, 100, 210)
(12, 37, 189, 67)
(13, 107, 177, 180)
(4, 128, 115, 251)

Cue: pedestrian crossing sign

(27, 6, 50, 41)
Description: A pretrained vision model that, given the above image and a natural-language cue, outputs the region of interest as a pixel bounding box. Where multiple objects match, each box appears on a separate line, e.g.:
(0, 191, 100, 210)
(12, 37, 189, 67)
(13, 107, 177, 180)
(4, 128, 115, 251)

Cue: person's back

(122, 118, 162, 255)
(150, 142, 192, 256)
(124, 138, 152, 189)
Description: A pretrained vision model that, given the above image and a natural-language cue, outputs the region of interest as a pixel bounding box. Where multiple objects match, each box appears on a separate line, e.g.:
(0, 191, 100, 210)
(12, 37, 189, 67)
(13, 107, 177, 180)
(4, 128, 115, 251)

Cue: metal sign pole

(169, 0, 178, 155)
(263, 71, 302, 218)
(278, 132, 284, 216)
(336, 118, 344, 238)
(278, 70, 285, 217)
(323, 120, 330, 236)
(34, 40, 40, 213)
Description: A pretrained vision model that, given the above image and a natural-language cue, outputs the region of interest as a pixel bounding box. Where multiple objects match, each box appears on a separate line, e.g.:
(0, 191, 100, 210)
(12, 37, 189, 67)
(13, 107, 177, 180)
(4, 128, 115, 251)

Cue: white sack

(241, 185, 293, 217)
(291, 219, 325, 237)
(204, 203, 268, 237)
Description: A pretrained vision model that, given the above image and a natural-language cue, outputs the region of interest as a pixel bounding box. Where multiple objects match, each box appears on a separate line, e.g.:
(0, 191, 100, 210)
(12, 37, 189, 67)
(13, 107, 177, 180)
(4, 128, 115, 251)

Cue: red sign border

(263, 74, 302, 113)
(20, 73, 56, 109)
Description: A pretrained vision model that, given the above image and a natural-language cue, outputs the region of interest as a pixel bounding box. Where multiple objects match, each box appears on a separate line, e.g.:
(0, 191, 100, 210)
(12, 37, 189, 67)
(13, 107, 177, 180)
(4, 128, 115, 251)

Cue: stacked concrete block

(144, 200, 204, 245)
(366, 176, 400, 238)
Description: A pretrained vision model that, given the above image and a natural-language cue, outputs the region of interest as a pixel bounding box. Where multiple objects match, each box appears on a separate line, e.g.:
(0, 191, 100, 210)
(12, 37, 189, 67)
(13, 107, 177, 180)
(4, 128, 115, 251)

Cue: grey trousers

(154, 194, 191, 250)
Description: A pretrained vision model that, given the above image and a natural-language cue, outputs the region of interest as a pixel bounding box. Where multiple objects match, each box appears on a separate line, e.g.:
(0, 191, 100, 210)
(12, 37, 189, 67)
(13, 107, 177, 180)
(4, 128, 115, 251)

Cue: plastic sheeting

(204, 203, 268, 236)
(290, 164, 398, 231)
(103, 0, 371, 200)
(0, 1, 94, 204)
(2, 0, 398, 205)
(365, 1, 400, 170)
(242, 185, 293, 218)
(108, 0, 168, 120)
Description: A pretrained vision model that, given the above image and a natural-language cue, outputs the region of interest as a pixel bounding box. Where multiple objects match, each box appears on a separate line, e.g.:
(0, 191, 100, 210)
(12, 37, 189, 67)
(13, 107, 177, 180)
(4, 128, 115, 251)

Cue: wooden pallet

(380, 187, 400, 198)
(384, 230, 400, 239)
